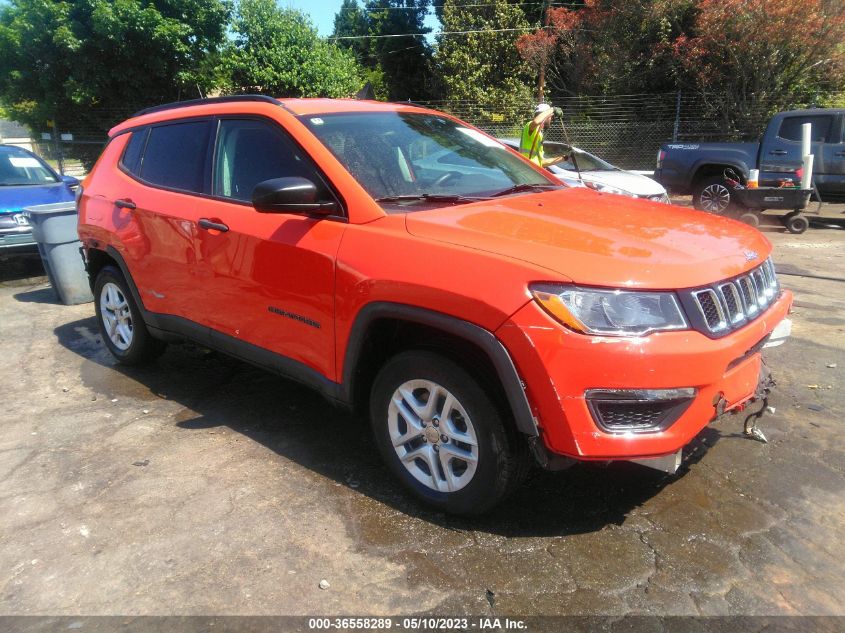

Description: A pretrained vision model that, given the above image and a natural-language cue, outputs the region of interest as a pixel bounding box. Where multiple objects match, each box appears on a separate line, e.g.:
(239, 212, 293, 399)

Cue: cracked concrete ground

(0, 224, 843, 617)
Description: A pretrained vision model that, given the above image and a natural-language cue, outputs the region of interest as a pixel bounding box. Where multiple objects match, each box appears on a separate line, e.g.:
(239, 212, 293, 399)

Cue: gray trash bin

(24, 202, 93, 305)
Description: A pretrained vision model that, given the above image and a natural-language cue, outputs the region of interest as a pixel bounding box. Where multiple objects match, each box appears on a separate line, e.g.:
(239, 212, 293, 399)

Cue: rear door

(190, 116, 346, 380)
(115, 119, 213, 322)
(760, 113, 835, 191)
(820, 114, 845, 197)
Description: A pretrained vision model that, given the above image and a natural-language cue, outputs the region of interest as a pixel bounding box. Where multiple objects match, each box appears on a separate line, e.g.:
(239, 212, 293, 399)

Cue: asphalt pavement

(0, 222, 843, 618)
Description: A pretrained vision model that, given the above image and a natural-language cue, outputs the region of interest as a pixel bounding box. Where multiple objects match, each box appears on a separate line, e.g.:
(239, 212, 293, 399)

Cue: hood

(551, 168, 666, 197)
(405, 188, 771, 289)
(0, 182, 75, 214)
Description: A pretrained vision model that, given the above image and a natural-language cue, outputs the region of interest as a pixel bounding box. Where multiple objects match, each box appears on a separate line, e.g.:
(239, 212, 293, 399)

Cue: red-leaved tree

(672, 0, 845, 125)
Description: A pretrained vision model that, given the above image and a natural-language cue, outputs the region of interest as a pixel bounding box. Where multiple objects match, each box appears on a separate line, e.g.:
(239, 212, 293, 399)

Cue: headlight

(530, 284, 688, 336)
(584, 181, 635, 198)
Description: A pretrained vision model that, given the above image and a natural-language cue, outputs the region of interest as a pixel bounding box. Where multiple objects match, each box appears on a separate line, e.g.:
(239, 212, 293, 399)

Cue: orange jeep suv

(78, 96, 793, 514)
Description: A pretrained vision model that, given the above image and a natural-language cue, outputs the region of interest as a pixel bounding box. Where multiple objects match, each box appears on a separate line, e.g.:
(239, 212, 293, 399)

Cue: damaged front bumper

(501, 294, 793, 473)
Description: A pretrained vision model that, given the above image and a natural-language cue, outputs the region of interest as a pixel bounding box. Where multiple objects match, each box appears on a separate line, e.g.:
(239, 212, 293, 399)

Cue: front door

(192, 117, 346, 381)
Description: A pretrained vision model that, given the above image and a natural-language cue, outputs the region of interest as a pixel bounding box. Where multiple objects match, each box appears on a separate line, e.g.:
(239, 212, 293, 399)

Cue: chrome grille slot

(718, 282, 744, 324)
(688, 259, 780, 335)
(692, 289, 727, 332)
(752, 269, 768, 305)
(763, 260, 779, 296)
(738, 276, 758, 315)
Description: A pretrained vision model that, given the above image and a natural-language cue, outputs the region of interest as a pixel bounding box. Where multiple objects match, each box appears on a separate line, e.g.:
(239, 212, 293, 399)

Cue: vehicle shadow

(53, 315, 717, 537)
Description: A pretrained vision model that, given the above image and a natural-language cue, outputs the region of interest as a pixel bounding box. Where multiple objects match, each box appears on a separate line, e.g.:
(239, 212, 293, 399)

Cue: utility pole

(536, 0, 553, 103)
(672, 91, 682, 142)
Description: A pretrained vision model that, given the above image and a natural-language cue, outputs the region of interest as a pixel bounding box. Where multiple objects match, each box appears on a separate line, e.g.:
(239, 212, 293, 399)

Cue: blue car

(0, 144, 79, 252)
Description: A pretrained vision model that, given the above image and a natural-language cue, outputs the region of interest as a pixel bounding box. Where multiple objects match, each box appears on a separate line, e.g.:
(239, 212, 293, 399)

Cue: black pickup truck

(655, 109, 845, 211)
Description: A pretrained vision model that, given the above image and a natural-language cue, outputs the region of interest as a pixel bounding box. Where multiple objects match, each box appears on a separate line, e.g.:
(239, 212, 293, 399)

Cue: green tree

(333, 0, 369, 61)
(0, 0, 231, 139)
(365, 0, 433, 101)
(221, 0, 362, 98)
(436, 0, 533, 118)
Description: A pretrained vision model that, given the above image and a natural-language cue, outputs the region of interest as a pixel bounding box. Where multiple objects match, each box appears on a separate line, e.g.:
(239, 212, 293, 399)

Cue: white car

(501, 139, 670, 203)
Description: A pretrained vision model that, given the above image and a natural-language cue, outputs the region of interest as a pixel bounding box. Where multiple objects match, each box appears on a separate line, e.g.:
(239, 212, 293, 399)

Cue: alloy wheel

(388, 379, 479, 493)
(699, 183, 731, 213)
(100, 282, 133, 351)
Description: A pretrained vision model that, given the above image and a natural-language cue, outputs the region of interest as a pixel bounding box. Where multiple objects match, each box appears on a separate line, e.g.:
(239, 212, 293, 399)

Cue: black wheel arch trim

(691, 160, 749, 189)
(340, 302, 539, 438)
(101, 246, 148, 316)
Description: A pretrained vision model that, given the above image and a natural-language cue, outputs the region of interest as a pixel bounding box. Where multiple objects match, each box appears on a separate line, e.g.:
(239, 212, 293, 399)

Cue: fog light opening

(585, 388, 697, 434)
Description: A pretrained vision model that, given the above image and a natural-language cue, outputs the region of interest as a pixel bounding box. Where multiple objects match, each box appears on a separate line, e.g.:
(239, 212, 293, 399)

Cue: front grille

(686, 259, 779, 337)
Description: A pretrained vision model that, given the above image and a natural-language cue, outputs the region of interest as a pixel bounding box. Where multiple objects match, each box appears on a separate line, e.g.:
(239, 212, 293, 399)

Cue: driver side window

(213, 119, 328, 202)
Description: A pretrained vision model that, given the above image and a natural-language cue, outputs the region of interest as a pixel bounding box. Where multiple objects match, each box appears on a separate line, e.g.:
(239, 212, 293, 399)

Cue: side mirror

(61, 175, 80, 189)
(251, 177, 337, 215)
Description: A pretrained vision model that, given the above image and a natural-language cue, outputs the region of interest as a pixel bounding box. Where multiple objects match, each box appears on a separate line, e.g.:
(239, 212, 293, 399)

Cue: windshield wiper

(490, 183, 563, 197)
(374, 193, 487, 205)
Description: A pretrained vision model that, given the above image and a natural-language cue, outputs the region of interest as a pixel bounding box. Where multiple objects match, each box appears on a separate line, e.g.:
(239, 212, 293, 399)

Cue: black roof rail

(132, 94, 282, 118)
(391, 99, 427, 108)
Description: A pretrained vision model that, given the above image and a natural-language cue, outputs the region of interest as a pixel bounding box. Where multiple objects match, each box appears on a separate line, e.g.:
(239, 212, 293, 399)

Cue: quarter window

(120, 129, 147, 176)
(212, 119, 329, 202)
(777, 115, 833, 143)
(140, 120, 211, 193)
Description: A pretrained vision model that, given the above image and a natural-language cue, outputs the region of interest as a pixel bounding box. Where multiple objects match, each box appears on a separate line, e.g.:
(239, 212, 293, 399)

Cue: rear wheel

(94, 266, 165, 364)
(369, 350, 529, 515)
(693, 176, 736, 213)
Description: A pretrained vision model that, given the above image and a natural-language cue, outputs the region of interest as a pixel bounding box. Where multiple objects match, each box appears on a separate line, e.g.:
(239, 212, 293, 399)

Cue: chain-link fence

(418, 90, 845, 170)
(4, 91, 844, 176)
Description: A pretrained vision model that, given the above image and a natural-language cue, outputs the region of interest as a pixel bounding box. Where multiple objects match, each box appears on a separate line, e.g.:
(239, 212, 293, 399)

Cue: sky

(280, 0, 440, 37)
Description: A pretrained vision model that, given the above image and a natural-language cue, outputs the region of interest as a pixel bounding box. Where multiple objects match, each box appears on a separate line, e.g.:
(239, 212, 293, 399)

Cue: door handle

(769, 150, 788, 156)
(198, 218, 229, 233)
(114, 198, 136, 210)
(835, 151, 845, 156)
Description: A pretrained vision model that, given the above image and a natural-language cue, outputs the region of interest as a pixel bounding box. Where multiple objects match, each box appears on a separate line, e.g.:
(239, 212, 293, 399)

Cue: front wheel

(369, 350, 529, 515)
(94, 266, 165, 364)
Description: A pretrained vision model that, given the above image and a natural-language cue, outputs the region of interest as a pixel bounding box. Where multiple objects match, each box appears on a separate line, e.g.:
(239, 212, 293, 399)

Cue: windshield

(300, 112, 557, 209)
(543, 143, 617, 172)
(0, 148, 59, 186)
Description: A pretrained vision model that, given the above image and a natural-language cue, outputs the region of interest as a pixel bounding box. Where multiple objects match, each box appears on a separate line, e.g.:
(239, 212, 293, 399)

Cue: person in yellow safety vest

(520, 103, 565, 168)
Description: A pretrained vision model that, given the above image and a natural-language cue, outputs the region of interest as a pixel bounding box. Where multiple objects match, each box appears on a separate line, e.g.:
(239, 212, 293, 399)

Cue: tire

(737, 212, 760, 228)
(94, 266, 165, 365)
(784, 214, 809, 234)
(369, 350, 530, 515)
(693, 175, 738, 213)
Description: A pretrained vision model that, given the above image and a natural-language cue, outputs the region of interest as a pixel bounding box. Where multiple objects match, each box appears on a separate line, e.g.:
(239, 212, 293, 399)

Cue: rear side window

(777, 115, 833, 143)
(120, 129, 147, 175)
(140, 120, 211, 192)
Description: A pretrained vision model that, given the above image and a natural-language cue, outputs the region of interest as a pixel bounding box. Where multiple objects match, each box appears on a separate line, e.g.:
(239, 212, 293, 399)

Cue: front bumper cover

(496, 289, 793, 463)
